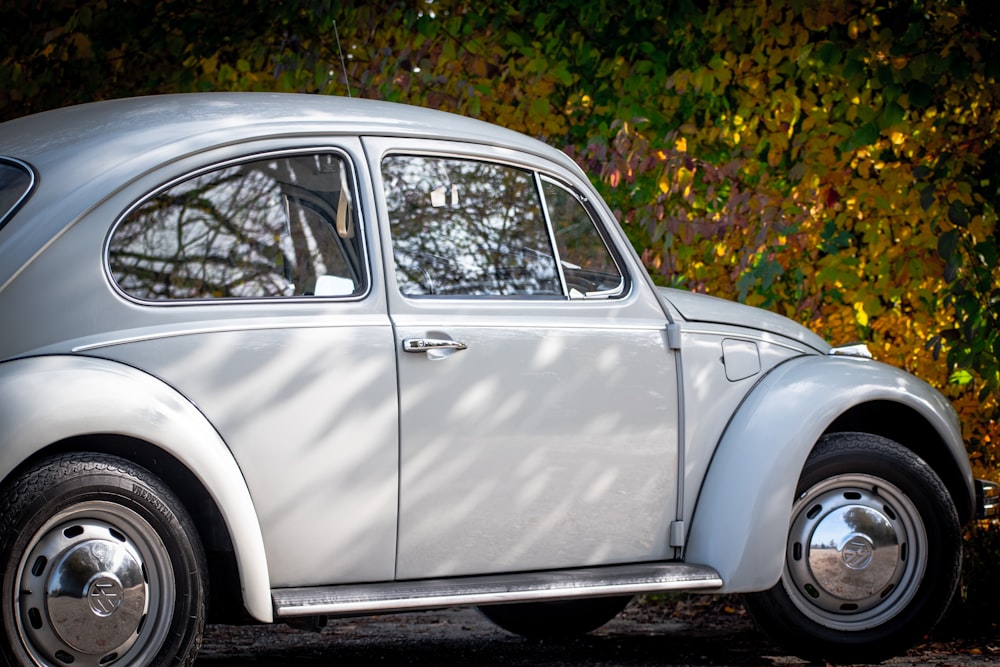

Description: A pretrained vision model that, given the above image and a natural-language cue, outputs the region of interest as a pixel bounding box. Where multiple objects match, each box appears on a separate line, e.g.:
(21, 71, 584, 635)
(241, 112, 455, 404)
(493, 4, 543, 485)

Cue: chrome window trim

(534, 171, 572, 296)
(0, 156, 38, 230)
(103, 147, 373, 306)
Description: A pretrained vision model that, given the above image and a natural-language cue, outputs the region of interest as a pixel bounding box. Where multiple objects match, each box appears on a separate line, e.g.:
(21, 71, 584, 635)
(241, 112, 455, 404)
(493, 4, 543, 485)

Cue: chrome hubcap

(39, 529, 147, 654)
(13, 502, 174, 666)
(784, 474, 926, 630)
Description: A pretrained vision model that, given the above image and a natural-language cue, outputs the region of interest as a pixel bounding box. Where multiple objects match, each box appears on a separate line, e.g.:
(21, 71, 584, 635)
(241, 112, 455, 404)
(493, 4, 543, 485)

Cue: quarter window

(542, 179, 624, 297)
(109, 153, 365, 300)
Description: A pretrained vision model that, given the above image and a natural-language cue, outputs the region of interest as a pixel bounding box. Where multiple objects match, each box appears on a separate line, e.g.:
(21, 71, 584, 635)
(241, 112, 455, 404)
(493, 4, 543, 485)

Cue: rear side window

(0, 158, 35, 229)
(108, 152, 366, 301)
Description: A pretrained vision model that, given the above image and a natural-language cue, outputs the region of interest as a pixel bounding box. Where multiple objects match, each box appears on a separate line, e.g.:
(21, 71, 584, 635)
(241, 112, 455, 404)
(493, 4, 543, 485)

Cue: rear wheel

(0, 454, 207, 666)
(745, 433, 961, 663)
(478, 596, 631, 640)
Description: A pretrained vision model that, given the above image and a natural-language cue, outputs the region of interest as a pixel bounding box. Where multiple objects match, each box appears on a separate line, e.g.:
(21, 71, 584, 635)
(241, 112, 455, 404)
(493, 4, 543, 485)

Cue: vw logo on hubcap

(88, 576, 124, 617)
(841, 535, 875, 570)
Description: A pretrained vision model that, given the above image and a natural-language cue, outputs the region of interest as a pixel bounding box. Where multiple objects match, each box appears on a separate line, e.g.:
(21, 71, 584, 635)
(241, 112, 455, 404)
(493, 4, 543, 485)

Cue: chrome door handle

(402, 338, 468, 353)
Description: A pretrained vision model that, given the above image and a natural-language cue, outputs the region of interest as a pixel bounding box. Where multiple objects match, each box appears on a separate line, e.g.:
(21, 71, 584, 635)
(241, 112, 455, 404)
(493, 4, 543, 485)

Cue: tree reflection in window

(382, 156, 560, 297)
(109, 153, 365, 300)
(541, 179, 624, 297)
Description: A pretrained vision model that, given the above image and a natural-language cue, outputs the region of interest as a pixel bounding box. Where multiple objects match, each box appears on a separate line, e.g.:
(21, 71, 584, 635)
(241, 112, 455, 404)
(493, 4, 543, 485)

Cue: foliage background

(2, 0, 998, 604)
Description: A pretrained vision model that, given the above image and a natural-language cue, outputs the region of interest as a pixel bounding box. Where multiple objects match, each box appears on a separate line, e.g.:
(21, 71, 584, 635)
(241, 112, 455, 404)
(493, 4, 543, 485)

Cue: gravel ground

(195, 596, 1000, 666)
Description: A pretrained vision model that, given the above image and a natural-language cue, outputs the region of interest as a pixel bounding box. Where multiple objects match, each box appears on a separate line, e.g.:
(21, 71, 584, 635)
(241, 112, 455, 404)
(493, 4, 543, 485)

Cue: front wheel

(0, 453, 207, 667)
(745, 433, 962, 663)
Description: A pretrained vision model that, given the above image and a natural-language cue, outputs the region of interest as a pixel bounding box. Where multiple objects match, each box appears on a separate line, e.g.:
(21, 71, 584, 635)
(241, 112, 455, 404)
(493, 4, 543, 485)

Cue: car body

(0, 93, 981, 666)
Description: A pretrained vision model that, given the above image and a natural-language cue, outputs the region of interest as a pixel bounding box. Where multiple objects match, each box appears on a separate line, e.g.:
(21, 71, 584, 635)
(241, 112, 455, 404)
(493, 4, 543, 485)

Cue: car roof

(0, 93, 593, 292)
(0, 93, 581, 178)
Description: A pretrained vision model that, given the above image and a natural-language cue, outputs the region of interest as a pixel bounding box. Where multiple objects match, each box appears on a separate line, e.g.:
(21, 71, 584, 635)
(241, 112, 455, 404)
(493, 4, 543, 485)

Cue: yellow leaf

(854, 302, 869, 327)
(202, 54, 218, 75)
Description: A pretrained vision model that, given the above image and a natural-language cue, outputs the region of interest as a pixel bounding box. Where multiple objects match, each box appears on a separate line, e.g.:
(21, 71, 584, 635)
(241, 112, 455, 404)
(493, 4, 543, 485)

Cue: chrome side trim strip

(272, 562, 722, 618)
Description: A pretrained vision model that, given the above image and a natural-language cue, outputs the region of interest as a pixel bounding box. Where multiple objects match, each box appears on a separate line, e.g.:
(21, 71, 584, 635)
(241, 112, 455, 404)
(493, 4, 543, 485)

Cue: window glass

(0, 158, 34, 229)
(109, 153, 365, 300)
(542, 179, 624, 297)
(382, 156, 560, 297)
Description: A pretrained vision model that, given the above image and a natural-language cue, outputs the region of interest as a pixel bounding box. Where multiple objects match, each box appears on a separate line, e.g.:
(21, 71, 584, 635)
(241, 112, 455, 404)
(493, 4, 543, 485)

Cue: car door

(95, 145, 399, 588)
(365, 137, 680, 579)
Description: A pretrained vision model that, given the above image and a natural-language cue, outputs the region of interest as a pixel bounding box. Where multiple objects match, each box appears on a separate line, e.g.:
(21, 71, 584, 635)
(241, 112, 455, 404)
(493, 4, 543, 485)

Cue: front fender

(684, 354, 972, 593)
(0, 355, 273, 622)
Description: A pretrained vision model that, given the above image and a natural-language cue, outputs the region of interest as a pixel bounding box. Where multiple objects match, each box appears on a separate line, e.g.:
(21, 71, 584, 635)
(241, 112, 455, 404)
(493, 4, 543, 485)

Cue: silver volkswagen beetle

(0, 93, 983, 665)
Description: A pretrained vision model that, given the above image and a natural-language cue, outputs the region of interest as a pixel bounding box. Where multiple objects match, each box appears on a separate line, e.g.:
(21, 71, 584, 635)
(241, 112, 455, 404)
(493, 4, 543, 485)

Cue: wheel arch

(683, 355, 974, 593)
(19, 434, 249, 623)
(823, 400, 974, 525)
(0, 355, 273, 622)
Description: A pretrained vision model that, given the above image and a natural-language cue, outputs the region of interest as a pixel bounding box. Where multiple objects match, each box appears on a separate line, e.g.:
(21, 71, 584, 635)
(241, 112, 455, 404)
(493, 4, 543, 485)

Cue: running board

(272, 562, 722, 618)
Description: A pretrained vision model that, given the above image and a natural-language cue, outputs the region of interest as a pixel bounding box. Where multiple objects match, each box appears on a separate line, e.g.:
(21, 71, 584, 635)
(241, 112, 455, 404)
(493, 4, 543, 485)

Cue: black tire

(744, 432, 962, 663)
(0, 453, 207, 667)
(478, 596, 632, 640)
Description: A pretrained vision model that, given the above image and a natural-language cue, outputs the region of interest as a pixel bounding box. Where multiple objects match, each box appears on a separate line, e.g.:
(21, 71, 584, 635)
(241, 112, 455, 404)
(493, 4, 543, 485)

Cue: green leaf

(938, 228, 958, 261)
(879, 102, 904, 129)
(949, 369, 974, 386)
(858, 104, 878, 123)
(908, 81, 933, 108)
(819, 42, 842, 66)
(920, 184, 935, 211)
(900, 21, 924, 47)
(529, 97, 549, 119)
(948, 200, 970, 227)
(846, 122, 879, 150)
(844, 48, 867, 79)
(877, 65, 895, 87)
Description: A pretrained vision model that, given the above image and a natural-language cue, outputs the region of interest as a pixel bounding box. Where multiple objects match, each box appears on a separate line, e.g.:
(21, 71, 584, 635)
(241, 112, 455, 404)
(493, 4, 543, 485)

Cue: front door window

(382, 156, 560, 297)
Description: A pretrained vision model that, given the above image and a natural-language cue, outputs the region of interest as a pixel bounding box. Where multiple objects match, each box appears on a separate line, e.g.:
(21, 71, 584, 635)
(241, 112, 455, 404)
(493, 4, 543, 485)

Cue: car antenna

(333, 20, 352, 98)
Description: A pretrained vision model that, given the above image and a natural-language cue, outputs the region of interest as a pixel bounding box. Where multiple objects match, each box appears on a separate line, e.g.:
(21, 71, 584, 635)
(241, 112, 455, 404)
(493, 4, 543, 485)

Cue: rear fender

(684, 355, 971, 593)
(0, 355, 272, 622)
